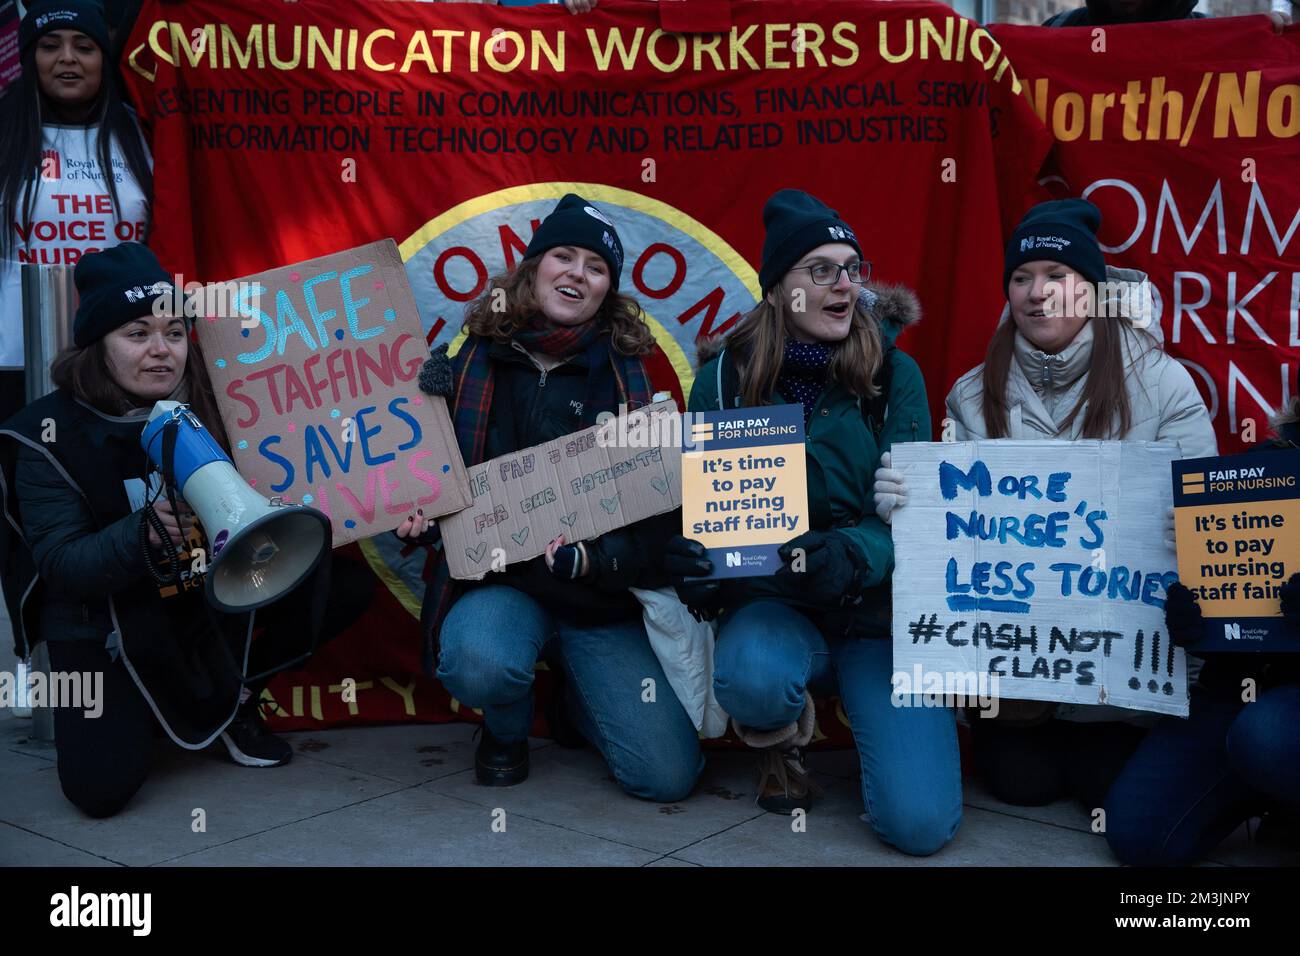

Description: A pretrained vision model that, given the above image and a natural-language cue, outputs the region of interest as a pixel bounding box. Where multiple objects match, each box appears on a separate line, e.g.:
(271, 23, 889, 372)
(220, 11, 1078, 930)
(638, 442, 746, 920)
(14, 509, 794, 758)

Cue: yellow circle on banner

(397, 180, 760, 395)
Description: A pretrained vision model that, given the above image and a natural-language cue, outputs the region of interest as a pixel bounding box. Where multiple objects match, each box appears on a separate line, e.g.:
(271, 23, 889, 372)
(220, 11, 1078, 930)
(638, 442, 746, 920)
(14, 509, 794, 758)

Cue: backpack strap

(717, 347, 741, 411)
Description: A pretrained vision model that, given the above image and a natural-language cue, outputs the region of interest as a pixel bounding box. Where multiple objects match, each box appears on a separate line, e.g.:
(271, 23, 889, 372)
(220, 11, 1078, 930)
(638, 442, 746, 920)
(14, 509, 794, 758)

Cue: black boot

(221, 694, 293, 768)
(474, 725, 529, 787)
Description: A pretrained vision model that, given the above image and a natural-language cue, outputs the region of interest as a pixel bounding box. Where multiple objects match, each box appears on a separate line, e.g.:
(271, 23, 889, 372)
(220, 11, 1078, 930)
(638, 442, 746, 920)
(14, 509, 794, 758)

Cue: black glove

(549, 543, 584, 580)
(665, 535, 721, 622)
(418, 343, 453, 398)
(773, 531, 868, 608)
(1164, 581, 1204, 648)
(1278, 572, 1300, 635)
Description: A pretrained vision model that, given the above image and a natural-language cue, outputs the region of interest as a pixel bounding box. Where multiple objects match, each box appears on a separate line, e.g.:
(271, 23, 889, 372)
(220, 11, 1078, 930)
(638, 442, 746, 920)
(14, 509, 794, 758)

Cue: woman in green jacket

(668, 190, 960, 856)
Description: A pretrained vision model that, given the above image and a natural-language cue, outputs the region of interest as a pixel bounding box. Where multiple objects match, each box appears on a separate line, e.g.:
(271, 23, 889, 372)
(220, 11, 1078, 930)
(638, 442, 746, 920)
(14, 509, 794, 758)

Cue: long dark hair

(0, 46, 153, 260)
(725, 293, 881, 408)
(50, 333, 230, 453)
(980, 315, 1136, 440)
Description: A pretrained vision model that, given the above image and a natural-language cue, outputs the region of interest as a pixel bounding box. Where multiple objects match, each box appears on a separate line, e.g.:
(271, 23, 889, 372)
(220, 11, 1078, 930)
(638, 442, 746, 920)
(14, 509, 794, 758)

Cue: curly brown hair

(462, 257, 656, 357)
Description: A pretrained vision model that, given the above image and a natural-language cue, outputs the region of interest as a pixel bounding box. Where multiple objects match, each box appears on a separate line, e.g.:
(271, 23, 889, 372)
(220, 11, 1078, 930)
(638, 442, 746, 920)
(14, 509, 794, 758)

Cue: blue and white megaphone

(142, 401, 331, 613)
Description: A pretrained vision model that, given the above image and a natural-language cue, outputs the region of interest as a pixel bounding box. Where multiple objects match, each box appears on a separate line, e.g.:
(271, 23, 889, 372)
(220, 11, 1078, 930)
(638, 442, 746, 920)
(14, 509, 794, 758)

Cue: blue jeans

(1105, 683, 1300, 866)
(714, 600, 963, 856)
(437, 586, 704, 803)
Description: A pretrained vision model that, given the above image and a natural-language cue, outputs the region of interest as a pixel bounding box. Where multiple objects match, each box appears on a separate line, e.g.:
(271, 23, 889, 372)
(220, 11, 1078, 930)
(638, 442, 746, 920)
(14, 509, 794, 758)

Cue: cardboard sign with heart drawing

(438, 401, 682, 579)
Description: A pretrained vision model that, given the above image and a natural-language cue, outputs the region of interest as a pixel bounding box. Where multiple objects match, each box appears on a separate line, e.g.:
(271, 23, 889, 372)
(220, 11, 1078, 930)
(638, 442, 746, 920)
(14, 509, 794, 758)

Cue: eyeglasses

(795, 260, 872, 286)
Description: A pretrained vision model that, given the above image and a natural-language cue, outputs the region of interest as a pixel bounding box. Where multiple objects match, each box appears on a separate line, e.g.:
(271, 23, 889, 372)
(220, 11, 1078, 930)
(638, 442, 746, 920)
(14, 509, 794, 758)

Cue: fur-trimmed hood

(694, 282, 922, 366)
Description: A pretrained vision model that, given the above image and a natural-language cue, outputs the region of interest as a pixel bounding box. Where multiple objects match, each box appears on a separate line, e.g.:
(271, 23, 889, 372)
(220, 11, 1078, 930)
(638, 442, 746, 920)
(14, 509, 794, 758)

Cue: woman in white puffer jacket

(877, 198, 1217, 810)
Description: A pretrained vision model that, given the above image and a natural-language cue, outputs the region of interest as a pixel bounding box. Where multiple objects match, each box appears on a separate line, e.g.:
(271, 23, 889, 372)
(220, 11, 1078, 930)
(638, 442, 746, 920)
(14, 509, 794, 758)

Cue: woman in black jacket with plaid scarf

(403, 194, 702, 797)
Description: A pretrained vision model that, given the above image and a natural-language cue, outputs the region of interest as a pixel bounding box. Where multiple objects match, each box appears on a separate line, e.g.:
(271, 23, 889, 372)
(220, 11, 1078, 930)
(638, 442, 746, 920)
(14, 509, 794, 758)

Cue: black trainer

(474, 724, 529, 786)
(221, 697, 293, 768)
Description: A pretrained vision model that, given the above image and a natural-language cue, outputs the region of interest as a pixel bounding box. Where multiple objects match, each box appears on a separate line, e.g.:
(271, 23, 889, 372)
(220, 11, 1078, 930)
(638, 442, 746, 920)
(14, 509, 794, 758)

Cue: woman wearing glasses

(667, 190, 960, 855)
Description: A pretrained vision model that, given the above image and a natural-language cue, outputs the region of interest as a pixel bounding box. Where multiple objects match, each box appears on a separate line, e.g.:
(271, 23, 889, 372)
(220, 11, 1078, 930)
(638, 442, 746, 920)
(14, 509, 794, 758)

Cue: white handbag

(630, 586, 729, 739)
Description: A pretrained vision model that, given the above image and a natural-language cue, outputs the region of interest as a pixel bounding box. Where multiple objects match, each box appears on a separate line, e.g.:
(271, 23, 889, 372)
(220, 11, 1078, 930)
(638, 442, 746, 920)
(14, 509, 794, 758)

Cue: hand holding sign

(665, 534, 721, 622)
(873, 452, 908, 524)
(774, 531, 867, 608)
(1280, 573, 1300, 633)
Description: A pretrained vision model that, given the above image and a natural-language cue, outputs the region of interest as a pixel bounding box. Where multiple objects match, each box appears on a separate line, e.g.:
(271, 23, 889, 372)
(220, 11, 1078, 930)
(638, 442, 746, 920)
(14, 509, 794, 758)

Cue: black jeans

(43, 553, 374, 817)
(969, 716, 1147, 810)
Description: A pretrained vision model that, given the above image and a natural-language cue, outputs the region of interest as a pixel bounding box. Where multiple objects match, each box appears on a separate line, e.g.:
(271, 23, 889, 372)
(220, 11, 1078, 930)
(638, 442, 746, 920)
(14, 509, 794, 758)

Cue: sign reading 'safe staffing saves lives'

(198, 240, 472, 547)
(1172, 449, 1300, 652)
(681, 404, 807, 579)
(891, 440, 1188, 717)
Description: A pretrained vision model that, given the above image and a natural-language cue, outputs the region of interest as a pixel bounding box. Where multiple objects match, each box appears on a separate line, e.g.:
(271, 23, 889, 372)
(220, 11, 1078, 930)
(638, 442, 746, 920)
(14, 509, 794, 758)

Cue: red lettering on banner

(434, 246, 488, 302)
(678, 286, 740, 340)
(633, 242, 687, 299)
(498, 219, 541, 270)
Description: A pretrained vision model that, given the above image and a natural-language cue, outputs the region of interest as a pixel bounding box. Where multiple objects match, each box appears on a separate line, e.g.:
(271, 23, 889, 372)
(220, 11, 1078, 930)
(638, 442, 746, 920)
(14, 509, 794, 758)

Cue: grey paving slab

(1206, 821, 1300, 867)
(645, 856, 702, 867)
(962, 779, 1097, 834)
(430, 745, 766, 856)
(282, 721, 483, 785)
(674, 777, 1120, 867)
(167, 787, 658, 866)
(0, 746, 56, 786)
(1, 742, 403, 867)
(0, 821, 119, 867)
(1, 716, 56, 761)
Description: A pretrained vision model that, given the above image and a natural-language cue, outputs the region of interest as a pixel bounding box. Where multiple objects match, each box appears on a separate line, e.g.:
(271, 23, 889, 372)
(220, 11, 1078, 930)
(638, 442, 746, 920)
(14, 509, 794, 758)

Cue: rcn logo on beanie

(1019, 235, 1073, 254)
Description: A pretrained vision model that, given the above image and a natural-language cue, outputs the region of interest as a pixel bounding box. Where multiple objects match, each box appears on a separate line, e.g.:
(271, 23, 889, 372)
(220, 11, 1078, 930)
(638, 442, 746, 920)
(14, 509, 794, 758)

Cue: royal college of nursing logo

(360, 183, 761, 617)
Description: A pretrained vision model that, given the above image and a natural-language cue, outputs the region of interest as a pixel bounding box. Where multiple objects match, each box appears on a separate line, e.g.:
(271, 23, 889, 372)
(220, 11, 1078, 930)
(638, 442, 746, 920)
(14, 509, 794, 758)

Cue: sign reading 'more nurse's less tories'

(681, 404, 808, 579)
(1172, 449, 1300, 652)
(891, 440, 1189, 718)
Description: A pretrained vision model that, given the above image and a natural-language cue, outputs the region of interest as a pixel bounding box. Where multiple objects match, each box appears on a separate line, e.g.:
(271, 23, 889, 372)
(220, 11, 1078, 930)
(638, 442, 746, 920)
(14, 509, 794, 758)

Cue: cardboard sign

(681, 404, 808, 579)
(891, 440, 1189, 718)
(1172, 449, 1300, 652)
(438, 401, 682, 579)
(197, 240, 471, 547)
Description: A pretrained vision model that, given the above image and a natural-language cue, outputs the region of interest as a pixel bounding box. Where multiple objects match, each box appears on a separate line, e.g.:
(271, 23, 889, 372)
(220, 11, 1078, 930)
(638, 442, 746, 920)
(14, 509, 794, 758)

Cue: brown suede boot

(731, 692, 823, 814)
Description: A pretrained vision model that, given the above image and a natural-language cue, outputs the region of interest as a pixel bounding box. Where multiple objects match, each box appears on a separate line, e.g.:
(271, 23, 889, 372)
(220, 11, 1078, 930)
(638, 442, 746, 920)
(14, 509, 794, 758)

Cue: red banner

(996, 17, 1300, 455)
(121, 0, 1046, 734)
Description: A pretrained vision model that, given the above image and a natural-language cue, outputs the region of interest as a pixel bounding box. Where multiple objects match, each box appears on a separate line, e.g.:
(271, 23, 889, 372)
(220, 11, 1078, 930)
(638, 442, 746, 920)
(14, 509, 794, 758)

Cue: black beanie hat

(523, 194, 625, 291)
(73, 243, 175, 348)
(759, 189, 863, 293)
(1004, 198, 1107, 293)
(19, 0, 111, 58)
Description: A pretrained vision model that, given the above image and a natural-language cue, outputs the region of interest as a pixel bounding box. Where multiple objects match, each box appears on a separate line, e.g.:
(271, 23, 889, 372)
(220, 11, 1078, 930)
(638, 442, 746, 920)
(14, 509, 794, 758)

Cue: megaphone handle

(140, 419, 186, 588)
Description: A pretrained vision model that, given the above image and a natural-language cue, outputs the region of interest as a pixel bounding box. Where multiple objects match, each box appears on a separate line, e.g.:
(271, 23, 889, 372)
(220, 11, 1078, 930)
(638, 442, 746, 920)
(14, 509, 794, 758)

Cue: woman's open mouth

(823, 300, 850, 317)
(556, 285, 584, 301)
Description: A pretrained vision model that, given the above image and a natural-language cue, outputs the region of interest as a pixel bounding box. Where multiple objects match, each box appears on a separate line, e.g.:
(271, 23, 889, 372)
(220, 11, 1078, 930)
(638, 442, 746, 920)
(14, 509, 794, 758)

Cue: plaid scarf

(451, 314, 654, 465)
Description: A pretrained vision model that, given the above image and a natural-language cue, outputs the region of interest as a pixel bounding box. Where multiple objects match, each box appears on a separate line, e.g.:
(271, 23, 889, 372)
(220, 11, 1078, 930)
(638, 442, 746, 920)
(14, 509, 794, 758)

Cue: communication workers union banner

(120, 0, 1051, 730)
(123, 0, 1048, 410)
(995, 18, 1300, 455)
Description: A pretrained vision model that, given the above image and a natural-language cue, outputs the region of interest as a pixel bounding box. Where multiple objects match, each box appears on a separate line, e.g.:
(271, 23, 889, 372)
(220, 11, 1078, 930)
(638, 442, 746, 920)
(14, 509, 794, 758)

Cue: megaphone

(141, 401, 331, 613)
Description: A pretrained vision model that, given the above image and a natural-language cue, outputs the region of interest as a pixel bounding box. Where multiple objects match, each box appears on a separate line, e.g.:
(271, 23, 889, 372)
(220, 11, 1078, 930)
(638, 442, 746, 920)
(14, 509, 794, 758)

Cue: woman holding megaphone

(666, 189, 958, 856)
(877, 199, 1218, 812)
(0, 243, 364, 818)
(409, 194, 702, 800)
